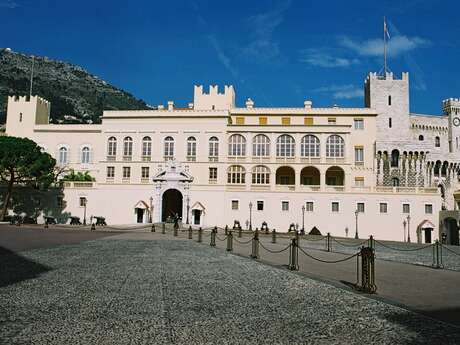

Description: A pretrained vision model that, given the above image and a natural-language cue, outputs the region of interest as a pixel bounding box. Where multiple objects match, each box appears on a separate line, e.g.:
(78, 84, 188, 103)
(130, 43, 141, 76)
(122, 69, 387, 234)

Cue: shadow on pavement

(0, 246, 51, 288)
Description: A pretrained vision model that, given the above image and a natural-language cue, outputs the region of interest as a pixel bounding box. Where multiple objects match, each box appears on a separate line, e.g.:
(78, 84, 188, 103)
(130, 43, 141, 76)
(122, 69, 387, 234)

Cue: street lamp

(301, 205, 305, 233)
(82, 197, 87, 225)
(407, 215, 411, 243)
(186, 195, 190, 225)
(149, 196, 153, 223)
(403, 219, 407, 242)
(354, 209, 359, 239)
(249, 202, 253, 231)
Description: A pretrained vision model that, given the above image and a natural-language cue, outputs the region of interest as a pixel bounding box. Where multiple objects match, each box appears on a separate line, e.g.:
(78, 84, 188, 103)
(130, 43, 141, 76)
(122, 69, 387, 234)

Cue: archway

(276, 166, 295, 185)
(444, 218, 459, 246)
(162, 189, 183, 222)
(300, 166, 320, 185)
(325, 166, 344, 186)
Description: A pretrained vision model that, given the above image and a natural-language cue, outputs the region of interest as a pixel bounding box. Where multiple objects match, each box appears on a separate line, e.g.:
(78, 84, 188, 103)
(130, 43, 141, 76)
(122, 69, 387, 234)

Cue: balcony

(63, 181, 94, 188)
(142, 156, 151, 162)
(106, 177, 114, 184)
(275, 185, 295, 192)
(325, 186, 345, 192)
(123, 155, 132, 162)
(300, 185, 321, 192)
(106, 155, 116, 162)
(208, 156, 219, 162)
(251, 185, 271, 191)
(226, 184, 246, 191)
(141, 178, 150, 184)
(186, 156, 196, 162)
(122, 178, 131, 184)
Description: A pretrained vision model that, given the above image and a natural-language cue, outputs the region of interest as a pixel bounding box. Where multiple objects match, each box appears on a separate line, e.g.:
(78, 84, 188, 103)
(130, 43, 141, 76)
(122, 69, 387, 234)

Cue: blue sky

(1, 0, 459, 114)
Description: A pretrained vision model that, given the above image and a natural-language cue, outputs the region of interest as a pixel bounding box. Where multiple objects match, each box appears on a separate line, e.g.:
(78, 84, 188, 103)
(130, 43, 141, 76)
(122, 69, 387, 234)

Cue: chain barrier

(356, 247, 377, 294)
(432, 240, 444, 268)
(373, 239, 432, 252)
(441, 244, 460, 257)
(288, 238, 298, 270)
(216, 235, 228, 241)
(233, 236, 253, 245)
(331, 237, 368, 248)
(298, 246, 359, 264)
(301, 236, 326, 242)
(259, 241, 291, 254)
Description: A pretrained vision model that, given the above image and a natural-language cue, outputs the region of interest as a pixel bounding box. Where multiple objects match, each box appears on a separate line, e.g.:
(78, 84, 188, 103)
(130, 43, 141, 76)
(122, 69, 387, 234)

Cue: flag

(384, 19, 390, 39)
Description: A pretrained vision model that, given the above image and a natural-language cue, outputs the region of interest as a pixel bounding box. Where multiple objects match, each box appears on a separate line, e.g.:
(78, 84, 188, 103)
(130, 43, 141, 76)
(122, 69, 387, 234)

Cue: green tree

(0, 136, 56, 220)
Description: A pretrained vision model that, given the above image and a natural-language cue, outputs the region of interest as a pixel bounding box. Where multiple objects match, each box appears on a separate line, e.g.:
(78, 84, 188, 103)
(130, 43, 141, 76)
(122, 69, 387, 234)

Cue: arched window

(435, 136, 440, 148)
(142, 136, 152, 159)
(276, 134, 295, 157)
(418, 135, 424, 141)
(107, 137, 117, 157)
(391, 149, 399, 167)
(228, 134, 246, 156)
(301, 135, 320, 157)
(252, 165, 270, 184)
(164, 136, 174, 159)
(392, 177, 400, 186)
(252, 134, 270, 157)
(326, 135, 344, 157)
(58, 147, 68, 165)
(434, 161, 441, 176)
(81, 146, 91, 164)
(187, 136, 197, 161)
(209, 137, 219, 160)
(441, 161, 448, 177)
(227, 165, 245, 184)
(123, 137, 133, 157)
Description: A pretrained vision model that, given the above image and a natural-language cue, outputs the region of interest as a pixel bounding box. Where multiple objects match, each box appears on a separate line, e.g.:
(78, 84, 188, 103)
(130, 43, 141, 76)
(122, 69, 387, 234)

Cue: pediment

(152, 159, 194, 182)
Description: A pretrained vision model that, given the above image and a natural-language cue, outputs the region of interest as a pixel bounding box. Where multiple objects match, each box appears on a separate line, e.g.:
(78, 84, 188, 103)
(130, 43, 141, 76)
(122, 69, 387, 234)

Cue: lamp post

(82, 197, 87, 226)
(403, 219, 407, 242)
(249, 202, 253, 231)
(301, 205, 305, 233)
(186, 196, 190, 225)
(407, 215, 411, 243)
(354, 209, 359, 239)
(149, 196, 153, 223)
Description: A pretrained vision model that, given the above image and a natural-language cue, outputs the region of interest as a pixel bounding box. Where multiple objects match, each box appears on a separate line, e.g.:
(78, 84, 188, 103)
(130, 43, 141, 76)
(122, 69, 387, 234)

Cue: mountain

(0, 48, 151, 124)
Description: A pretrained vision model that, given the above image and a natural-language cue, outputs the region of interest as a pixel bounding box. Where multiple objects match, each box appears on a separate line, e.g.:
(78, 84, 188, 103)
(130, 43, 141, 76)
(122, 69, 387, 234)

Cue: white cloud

(300, 49, 360, 68)
(313, 84, 363, 99)
(0, 0, 19, 8)
(340, 35, 429, 58)
(207, 35, 240, 80)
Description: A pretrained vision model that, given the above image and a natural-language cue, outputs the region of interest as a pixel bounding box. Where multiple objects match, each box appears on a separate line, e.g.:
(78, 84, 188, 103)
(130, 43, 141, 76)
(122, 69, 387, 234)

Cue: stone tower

(5, 95, 50, 138)
(364, 72, 410, 147)
(442, 98, 460, 154)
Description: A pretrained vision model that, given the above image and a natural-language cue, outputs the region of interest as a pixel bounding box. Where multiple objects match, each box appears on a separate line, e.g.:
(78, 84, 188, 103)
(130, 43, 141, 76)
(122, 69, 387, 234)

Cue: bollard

(173, 225, 178, 237)
(197, 227, 203, 243)
(271, 229, 276, 244)
(250, 229, 259, 259)
(226, 231, 233, 252)
(91, 223, 96, 231)
(369, 235, 374, 250)
(327, 233, 331, 252)
(162, 223, 166, 234)
(433, 240, 443, 269)
(210, 228, 216, 247)
(151, 224, 155, 233)
(225, 225, 228, 235)
(188, 226, 193, 239)
(44, 222, 49, 229)
(288, 237, 299, 270)
(359, 247, 377, 293)
(238, 226, 242, 238)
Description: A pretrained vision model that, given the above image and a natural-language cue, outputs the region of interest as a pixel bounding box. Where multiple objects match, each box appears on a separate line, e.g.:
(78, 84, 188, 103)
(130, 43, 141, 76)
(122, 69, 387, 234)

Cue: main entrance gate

(162, 189, 183, 222)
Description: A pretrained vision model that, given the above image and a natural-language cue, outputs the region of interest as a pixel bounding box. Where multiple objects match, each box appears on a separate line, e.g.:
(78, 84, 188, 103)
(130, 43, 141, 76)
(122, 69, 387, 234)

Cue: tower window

(388, 95, 392, 106)
(435, 136, 440, 148)
(419, 135, 424, 141)
(19, 112, 23, 122)
(389, 118, 392, 128)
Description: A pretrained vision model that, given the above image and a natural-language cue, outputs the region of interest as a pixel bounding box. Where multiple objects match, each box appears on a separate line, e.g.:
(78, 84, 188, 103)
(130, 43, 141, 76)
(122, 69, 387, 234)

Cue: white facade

(5, 74, 460, 244)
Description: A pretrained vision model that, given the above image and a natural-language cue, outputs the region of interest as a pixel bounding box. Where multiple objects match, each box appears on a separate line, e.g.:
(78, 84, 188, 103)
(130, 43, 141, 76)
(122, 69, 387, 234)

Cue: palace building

(4, 71, 460, 244)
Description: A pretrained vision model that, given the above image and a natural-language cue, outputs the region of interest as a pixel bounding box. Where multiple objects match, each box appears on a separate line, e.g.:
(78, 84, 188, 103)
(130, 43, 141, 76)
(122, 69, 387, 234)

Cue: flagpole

(29, 55, 35, 97)
(383, 17, 387, 75)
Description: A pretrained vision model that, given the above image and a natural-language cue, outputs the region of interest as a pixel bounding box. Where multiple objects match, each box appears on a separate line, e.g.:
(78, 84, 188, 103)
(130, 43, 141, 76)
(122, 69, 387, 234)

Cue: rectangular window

(106, 166, 115, 178)
(209, 167, 217, 180)
(304, 117, 313, 125)
(141, 167, 149, 179)
(305, 201, 314, 212)
(231, 200, 239, 210)
(328, 117, 336, 125)
(355, 146, 364, 164)
(123, 167, 131, 179)
(403, 203, 410, 214)
(235, 117, 245, 125)
(355, 177, 364, 187)
(331, 202, 339, 213)
(389, 118, 392, 128)
(380, 203, 388, 213)
(57, 196, 64, 209)
(281, 201, 289, 211)
(79, 197, 87, 207)
(257, 200, 264, 211)
(357, 202, 365, 213)
(425, 204, 433, 214)
(281, 117, 291, 125)
(354, 118, 364, 130)
(259, 117, 267, 125)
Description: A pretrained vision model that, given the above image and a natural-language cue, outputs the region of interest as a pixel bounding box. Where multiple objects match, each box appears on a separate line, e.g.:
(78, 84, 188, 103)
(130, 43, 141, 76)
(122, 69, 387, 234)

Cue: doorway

(424, 228, 432, 244)
(136, 208, 145, 223)
(193, 210, 201, 225)
(162, 189, 183, 222)
(445, 218, 459, 245)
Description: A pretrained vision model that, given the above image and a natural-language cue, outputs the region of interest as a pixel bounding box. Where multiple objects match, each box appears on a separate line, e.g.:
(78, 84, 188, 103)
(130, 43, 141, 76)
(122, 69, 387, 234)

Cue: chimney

(188, 102, 194, 109)
(245, 98, 254, 109)
(304, 100, 312, 109)
(167, 101, 174, 111)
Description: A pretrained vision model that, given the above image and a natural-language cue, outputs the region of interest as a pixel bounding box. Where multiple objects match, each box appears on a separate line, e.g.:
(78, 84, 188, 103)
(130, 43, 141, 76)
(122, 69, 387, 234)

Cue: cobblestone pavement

(2, 238, 460, 344)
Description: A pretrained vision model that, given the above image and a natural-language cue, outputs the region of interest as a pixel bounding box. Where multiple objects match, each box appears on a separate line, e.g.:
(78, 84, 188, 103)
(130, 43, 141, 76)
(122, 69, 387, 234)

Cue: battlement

(8, 95, 51, 108)
(193, 85, 235, 110)
(442, 98, 460, 115)
(365, 71, 409, 83)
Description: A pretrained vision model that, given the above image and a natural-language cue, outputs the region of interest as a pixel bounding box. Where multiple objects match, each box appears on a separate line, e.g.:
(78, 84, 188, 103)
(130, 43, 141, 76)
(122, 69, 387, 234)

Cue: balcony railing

(63, 181, 94, 188)
(141, 178, 149, 184)
(123, 155, 132, 162)
(106, 155, 116, 161)
(142, 156, 151, 162)
(275, 185, 295, 191)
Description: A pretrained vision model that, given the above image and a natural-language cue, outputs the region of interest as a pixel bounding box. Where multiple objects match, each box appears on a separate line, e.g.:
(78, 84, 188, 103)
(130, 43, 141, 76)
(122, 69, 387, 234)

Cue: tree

(0, 136, 56, 221)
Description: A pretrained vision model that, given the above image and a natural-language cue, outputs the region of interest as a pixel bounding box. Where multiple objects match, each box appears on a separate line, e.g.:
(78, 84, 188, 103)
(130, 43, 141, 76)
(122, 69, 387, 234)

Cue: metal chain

(259, 242, 291, 254)
(331, 237, 367, 248)
(216, 235, 227, 241)
(298, 246, 359, 263)
(374, 240, 433, 252)
(441, 244, 460, 257)
(301, 236, 325, 242)
(233, 237, 253, 245)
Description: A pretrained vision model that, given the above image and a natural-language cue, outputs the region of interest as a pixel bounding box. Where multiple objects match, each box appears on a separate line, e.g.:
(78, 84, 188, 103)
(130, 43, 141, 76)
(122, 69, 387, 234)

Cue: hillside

(0, 48, 151, 124)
